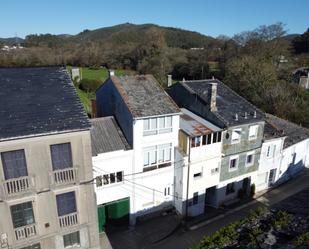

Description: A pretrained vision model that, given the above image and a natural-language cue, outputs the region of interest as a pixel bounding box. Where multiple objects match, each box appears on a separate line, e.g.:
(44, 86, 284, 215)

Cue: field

(67, 66, 134, 115)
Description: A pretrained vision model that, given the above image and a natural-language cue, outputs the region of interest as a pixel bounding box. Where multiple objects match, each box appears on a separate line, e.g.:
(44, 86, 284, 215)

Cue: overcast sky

(1, 0, 308, 38)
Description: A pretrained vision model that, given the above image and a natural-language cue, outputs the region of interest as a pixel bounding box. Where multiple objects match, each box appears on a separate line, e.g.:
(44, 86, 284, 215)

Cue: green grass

(68, 66, 135, 115)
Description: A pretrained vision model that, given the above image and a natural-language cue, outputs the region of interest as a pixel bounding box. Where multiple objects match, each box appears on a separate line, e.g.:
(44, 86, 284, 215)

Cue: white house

(175, 108, 223, 217)
(95, 74, 181, 226)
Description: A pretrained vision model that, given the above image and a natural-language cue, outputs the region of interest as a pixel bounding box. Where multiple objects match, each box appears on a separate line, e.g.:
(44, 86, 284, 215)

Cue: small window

(211, 167, 219, 175)
(96, 176, 103, 187)
(231, 129, 241, 144)
(21, 243, 41, 249)
(217, 132, 222, 142)
(10, 202, 35, 228)
(116, 171, 123, 182)
(193, 172, 202, 178)
(193, 192, 198, 205)
(213, 132, 217, 143)
(249, 125, 258, 140)
(63, 231, 80, 248)
(207, 134, 212, 145)
(103, 174, 109, 185)
(56, 192, 76, 217)
(202, 135, 207, 145)
(50, 143, 73, 170)
(110, 173, 115, 183)
(246, 152, 254, 167)
(226, 182, 235, 195)
(1, 149, 28, 180)
(266, 145, 276, 158)
(229, 157, 238, 171)
(164, 187, 170, 196)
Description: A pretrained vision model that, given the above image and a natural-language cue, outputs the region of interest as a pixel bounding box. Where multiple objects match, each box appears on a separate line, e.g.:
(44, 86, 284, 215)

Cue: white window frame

(231, 128, 242, 144)
(143, 143, 172, 169)
(245, 151, 255, 167)
(248, 125, 259, 141)
(143, 116, 173, 136)
(229, 155, 239, 172)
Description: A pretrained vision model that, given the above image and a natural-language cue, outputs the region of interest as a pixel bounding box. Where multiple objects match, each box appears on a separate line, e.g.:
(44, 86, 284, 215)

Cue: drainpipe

(185, 137, 191, 218)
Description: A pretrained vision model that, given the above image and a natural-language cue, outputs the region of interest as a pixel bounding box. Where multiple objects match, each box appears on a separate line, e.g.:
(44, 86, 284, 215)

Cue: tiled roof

(265, 113, 309, 148)
(0, 66, 90, 141)
(181, 79, 264, 126)
(90, 117, 131, 156)
(110, 75, 180, 118)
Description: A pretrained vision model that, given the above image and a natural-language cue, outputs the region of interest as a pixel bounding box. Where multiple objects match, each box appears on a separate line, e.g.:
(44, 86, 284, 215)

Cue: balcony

(51, 168, 78, 186)
(14, 223, 36, 240)
(59, 212, 78, 228)
(2, 176, 34, 197)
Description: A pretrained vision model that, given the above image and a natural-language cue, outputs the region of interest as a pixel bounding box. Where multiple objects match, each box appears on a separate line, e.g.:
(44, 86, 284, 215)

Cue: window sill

(229, 167, 238, 172)
(143, 162, 172, 172)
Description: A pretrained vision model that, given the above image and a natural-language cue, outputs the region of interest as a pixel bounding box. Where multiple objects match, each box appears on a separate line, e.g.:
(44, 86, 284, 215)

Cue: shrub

(79, 79, 102, 92)
(293, 232, 309, 246)
(250, 183, 256, 197)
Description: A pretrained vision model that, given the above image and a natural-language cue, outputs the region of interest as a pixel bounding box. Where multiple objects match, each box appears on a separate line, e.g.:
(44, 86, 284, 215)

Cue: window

(202, 135, 207, 145)
(56, 192, 76, 217)
(266, 145, 276, 158)
(226, 182, 235, 195)
(96, 172, 123, 186)
(191, 137, 201, 147)
(193, 192, 198, 205)
(211, 167, 219, 175)
(50, 143, 72, 170)
(143, 144, 172, 170)
(63, 231, 80, 248)
(249, 125, 259, 140)
(10, 202, 35, 228)
(229, 157, 239, 171)
(213, 132, 217, 143)
(217, 132, 222, 142)
(193, 172, 202, 178)
(143, 116, 173, 136)
(1, 149, 28, 180)
(164, 187, 170, 196)
(207, 134, 212, 145)
(231, 129, 242, 144)
(246, 152, 255, 167)
(116, 171, 123, 182)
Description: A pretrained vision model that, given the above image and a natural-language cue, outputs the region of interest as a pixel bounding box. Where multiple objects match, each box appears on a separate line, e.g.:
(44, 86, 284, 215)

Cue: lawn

(67, 66, 134, 115)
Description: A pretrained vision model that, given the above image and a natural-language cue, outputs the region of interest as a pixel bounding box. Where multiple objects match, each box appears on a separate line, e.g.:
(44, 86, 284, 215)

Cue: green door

(97, 205, 106, 233)
(106, 198, 130, 226)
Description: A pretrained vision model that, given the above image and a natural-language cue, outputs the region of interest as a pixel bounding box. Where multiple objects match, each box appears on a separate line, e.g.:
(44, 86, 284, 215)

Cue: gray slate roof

(0, 66, 90, 141)
(110, 75, 180, 118)
(181, 79, 264, 126)
(265, 113, 309, 148)
(91, 117, 131, 156)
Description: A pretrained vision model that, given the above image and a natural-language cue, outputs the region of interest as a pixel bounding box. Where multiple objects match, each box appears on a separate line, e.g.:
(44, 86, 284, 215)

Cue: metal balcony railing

(59, 212, 78, 228)
(14, 223, 36, 240)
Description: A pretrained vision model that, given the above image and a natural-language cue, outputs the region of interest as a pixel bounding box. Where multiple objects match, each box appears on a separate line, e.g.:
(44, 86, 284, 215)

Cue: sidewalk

(188, 168, 309, 231)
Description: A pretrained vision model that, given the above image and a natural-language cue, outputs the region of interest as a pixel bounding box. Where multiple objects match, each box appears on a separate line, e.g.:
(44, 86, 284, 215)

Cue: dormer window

(249, 125, 259, 141)
(231, 128, 242, 144)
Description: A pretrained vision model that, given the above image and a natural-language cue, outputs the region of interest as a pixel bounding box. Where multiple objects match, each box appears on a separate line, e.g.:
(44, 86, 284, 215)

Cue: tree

(293, 28, 309, 54)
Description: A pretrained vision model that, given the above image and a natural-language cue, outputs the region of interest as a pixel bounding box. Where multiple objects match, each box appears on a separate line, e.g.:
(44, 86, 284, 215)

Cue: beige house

(0, 67, 100, 249)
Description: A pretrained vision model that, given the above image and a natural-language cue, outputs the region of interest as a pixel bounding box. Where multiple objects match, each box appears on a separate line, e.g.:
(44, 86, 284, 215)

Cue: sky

(0, 0, 308, 38)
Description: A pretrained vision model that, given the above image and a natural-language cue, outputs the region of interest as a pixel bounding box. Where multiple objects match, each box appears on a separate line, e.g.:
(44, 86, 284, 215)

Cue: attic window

(249, 125, 259, 140)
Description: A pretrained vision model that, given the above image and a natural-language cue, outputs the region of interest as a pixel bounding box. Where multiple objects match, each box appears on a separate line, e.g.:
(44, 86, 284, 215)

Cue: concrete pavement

(104, 168, 309, 249)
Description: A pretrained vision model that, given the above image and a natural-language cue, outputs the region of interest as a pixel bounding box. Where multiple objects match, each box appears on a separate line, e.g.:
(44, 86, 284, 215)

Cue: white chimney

(167, 75, 172, 87)
(209, 83, 217, 112)
(109, 69, 115, 77)
(234, 113, 238, 121)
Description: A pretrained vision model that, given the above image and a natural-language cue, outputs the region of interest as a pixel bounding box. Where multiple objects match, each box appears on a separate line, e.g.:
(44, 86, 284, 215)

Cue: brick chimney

(208, 83, 217, 112)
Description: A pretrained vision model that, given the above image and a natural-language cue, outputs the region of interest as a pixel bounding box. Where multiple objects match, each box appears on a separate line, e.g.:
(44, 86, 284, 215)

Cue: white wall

(256, 137, 284, 191)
